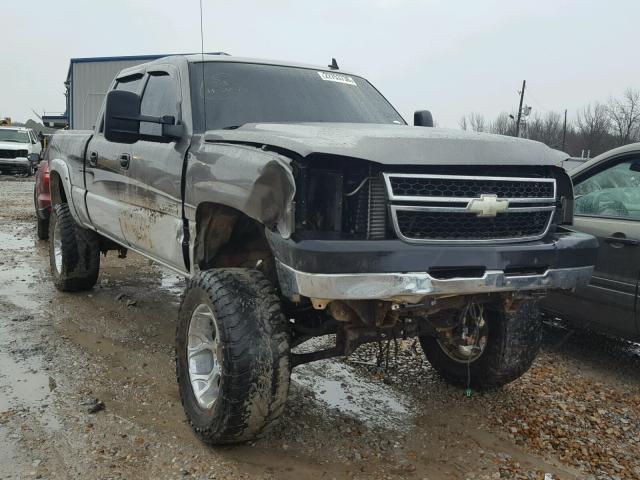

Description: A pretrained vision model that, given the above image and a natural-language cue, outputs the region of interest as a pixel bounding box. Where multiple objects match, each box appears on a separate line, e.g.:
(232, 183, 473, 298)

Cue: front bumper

(0, 158, 30, 171)
(269, 228, 598, 302)
(277, 262, 594, 302)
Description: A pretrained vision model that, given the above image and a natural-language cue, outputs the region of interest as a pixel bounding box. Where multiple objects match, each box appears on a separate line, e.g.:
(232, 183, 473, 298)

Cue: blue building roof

(66, 52, 228, 80)
(62, 52, 229, 129)
(68, 52, 228, 65)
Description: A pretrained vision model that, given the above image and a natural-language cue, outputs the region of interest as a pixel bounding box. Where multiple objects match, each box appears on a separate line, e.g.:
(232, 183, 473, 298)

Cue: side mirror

(105, 90, 141, 144)
(414, 110, 434, 127)
(104, 90, 183, 143)
(161, 120, 184, 140)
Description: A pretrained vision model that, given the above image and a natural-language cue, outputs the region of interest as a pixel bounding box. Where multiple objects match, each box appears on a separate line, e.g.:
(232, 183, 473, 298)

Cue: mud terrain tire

(419, 300, 542, 389)
(49, 203, 100, 291)
(36, 215, 49, 240)
(176, 268, 290, 444)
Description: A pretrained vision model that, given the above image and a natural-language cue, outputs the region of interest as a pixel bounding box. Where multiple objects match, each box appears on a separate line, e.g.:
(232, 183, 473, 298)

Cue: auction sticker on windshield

(317, 71, 357, 86)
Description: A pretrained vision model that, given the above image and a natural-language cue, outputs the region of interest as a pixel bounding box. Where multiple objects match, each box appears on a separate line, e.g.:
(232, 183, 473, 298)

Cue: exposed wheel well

(49, 171, 67, 205)
(193, 202, 276, 280)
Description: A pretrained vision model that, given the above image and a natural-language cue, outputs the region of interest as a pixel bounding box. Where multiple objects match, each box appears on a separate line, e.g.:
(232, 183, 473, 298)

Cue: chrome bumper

(276, 261, 594, 303)
(0, 158, 29, 168)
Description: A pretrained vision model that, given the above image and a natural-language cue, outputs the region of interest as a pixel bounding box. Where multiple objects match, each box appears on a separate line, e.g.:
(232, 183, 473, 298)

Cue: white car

(0, 126, 42, 176)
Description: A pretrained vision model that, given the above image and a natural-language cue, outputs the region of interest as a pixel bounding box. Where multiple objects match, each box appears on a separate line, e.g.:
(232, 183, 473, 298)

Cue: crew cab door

(85, 73, 144, 245)
(117, 66, 189, 273)
(543, 153, 640, 338)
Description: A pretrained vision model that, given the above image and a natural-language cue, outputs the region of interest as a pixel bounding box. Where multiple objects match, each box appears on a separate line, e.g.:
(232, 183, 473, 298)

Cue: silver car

(542, 142, 640, 341)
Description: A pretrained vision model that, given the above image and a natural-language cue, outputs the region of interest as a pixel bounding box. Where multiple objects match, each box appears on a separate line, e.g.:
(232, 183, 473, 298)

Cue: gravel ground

(1, 177, 639, 479)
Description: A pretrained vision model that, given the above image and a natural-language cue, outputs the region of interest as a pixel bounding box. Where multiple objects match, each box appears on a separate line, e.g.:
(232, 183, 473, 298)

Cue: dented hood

(204, 123, 568, 166)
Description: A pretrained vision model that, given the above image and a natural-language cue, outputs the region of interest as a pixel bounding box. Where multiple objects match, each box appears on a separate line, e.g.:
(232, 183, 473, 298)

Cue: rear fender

(49, 158, 87, 226)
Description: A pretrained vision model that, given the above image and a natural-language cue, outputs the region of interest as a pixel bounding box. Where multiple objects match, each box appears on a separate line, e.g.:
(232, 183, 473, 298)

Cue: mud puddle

(0, 227, 30, 250)
(160, 270, 185, 295)
(293, 360, 413, 429)
(0, 337, 53, 412)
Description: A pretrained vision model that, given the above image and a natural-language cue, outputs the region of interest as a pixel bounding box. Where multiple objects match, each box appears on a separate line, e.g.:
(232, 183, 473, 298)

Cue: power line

(525, 89, 552, 113)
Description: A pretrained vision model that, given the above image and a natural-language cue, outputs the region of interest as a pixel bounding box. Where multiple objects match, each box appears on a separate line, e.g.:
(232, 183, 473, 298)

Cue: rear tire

(176, 268, 290, 444)
(37, 216, 49, 240)
(49, 203, 100, 292)
(419, 300, 542, 389)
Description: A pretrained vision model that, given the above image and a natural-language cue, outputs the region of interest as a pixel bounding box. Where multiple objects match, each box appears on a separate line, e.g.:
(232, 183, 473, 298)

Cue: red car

(34, 159, 51, 239)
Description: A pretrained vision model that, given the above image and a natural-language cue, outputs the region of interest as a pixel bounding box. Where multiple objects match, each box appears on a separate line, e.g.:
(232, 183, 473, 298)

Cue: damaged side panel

(47, 130, 94, 226)
(184, 141, 296, 238)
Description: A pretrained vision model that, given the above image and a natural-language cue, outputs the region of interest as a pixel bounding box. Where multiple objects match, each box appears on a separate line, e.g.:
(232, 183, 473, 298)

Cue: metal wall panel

(71, 60, 149, 130)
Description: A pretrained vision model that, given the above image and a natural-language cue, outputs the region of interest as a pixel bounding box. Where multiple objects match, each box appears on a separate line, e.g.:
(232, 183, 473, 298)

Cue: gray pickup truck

(45, 54, 598, 444)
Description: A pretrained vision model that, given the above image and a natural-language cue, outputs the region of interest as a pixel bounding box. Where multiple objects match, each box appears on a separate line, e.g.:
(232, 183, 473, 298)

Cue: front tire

(419, 300, 542, 389)
(49, 203, 100, 291)
(176, 268, 290, 444)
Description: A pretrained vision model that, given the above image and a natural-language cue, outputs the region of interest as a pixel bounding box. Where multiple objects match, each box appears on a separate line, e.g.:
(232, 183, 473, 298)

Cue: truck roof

(116, 54, 359, 80)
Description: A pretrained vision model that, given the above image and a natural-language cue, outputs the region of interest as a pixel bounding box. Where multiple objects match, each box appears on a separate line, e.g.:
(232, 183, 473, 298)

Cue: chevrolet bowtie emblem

(466, 194, 509, 217)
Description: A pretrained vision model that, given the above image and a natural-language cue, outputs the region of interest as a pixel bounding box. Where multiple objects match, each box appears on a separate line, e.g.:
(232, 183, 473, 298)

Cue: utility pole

(562, 109, 567, 151)
(515, 80, 526, 137)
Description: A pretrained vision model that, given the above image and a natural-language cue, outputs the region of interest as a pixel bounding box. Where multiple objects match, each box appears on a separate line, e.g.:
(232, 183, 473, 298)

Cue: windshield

(190, 62, 405, 132)
(0, 129, 30, 143)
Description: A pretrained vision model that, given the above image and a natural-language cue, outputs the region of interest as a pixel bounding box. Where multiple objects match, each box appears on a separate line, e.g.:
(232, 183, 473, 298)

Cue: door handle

(605, 233, 640, 247)
(89, 151, 98, 167)
(119, 153, 131, 169)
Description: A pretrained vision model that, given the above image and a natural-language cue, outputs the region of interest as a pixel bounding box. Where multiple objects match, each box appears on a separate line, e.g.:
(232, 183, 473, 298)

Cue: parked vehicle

(562, 156, 590, 172)
(34, 158, 51, 239)
(541, 143, 640, 341)
(0, 126, 42, 176)
(44, 54, 598, 444)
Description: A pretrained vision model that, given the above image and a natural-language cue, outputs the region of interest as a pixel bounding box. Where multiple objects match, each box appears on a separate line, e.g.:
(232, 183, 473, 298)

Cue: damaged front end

(268, 156, 597, 366)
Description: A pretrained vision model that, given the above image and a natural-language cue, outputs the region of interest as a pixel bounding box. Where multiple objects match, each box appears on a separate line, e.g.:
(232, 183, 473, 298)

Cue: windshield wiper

(222, 125, 243, 130)
(0, 139, 22, 143)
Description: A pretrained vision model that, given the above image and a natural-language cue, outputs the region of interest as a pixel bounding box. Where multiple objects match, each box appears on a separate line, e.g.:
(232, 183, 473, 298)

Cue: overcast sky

(2, 0, 639, 128)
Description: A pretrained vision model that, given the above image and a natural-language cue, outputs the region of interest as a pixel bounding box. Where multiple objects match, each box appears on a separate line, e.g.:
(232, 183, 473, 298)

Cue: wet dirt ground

(1, 177, 639, 480)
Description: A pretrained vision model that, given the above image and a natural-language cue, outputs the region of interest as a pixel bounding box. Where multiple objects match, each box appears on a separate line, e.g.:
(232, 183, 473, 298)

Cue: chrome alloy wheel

(53, 220, 63, 273)
(437, 302, 488, 363)
(187, 304, 221, 410)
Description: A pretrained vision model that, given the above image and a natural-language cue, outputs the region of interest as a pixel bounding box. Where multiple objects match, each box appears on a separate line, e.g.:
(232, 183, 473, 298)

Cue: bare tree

(607, 88, 640, 145)
(490, 112, 514, 136)
(526, 111, 563, 147)
(459, 116, 468, 131)
(576, 102, 611, 155)
(468, 112, 486, 132)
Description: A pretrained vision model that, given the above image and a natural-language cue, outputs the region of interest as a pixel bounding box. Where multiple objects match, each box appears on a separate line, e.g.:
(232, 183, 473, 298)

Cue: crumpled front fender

(185, 142, 296, 237)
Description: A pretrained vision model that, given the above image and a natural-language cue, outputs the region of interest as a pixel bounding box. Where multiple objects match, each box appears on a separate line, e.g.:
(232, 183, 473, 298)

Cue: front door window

(574, 159, 640, 220)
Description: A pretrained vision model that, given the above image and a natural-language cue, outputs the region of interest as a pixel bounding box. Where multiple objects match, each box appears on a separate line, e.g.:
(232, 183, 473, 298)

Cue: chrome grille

(383, 173, 556, 244)
(388, 175, 555, 200)
(394, 208, 551, 241)
(0, 149, 27, 159)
